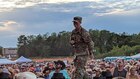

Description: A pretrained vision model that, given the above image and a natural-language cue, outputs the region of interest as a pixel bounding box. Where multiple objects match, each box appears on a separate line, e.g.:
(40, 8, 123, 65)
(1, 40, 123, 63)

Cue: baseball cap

(73, 16, 82, 23)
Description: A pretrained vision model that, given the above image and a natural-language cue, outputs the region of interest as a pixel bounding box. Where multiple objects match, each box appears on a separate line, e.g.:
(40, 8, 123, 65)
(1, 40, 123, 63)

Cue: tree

(17, 35, 28, 57)
(131, 33, 140, 46)
(16, 29, 140, 58)
(0, 46, 3, 56)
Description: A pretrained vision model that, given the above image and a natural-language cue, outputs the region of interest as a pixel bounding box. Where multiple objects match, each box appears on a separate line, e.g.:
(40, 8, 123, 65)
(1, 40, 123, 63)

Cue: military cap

(73, 16, 82, 23)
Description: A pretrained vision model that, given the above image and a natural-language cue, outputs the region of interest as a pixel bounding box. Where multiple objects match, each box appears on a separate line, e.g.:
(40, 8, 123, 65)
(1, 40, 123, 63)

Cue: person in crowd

(14, 72, 37, 79)
(43, 66, 52, 79)
(49, 60, 70, 79)
(47, 62, 55, 71)
(0, 67, 11, 79)
(99, 62, 106, 76)
(8, 66, 15, 79)
(35, 64, 44, 78)
(29, 64, 35, 72)
(93, 67, 106, 79)
(112, 59, 127, 78)
(126, 66, 140, 79)
(100, 63, 113, 79)
(13, 64, 20, 75)
(91, 69, 96, 78)
(35, 64, 42, 72)
(85, 66, 93, 78)
(136, 62, 140, 75)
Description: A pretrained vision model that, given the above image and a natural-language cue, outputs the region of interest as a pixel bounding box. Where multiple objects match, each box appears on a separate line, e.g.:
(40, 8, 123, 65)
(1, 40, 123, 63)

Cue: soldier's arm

(82, 31, 94, 55)
(70, 32, 74, 44)
(70, 37, 74, 45)
(69, 33, 75, 56)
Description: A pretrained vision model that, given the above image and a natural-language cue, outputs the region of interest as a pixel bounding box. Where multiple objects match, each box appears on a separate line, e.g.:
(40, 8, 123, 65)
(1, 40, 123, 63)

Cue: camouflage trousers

(72, 55, 90, 79)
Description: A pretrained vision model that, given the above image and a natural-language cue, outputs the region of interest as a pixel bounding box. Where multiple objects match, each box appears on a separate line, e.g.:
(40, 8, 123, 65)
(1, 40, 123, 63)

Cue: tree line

(16, 29, 140, 58)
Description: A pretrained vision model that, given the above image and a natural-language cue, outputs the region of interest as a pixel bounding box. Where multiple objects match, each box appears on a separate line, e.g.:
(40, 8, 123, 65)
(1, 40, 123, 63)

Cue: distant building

(2, 48, 18, 59)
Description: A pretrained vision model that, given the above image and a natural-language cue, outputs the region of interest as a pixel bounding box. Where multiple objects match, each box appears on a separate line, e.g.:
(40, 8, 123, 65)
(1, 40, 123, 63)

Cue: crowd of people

(0, 58, 140, 79)
(86, 59, 140, 79)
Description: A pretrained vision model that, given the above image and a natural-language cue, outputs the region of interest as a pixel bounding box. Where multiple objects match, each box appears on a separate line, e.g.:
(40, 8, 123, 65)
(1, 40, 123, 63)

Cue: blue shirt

(49, 69, 70, 79)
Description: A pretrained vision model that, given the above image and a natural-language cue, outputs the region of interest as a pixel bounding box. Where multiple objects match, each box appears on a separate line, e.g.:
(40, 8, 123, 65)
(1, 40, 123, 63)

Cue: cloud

(0, 0, 101, 12)
(0, 0, 139, 16)
(0, 20, 26, 47)
(0, 20, 25, 39)
(88, 0, 140, 16)
(0, 21, 18, 31)
(94, 9, 125, 16)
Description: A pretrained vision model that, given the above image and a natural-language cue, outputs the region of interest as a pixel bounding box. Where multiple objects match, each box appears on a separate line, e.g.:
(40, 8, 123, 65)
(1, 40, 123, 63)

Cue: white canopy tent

(14, 56, 32, 63)
(131, 53, 140, 59)
(104, 56, 132, 61)
(0, 58, 15, 64)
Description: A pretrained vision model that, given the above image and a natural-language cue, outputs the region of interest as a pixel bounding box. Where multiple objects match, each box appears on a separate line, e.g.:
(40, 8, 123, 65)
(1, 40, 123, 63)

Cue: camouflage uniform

(70, 25, 94, 79)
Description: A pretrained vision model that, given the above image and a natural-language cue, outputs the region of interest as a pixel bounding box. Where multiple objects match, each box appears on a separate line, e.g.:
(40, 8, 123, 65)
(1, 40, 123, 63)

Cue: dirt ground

(32, 57, 73, 62)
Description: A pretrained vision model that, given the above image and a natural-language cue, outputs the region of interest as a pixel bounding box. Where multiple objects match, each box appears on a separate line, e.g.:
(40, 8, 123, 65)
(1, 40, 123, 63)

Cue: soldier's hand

(70, 40, 75, 45)
(89, 53, 94, 59)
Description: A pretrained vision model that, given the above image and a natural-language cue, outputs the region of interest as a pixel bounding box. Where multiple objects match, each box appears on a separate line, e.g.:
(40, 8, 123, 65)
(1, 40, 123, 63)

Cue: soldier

(70, 16, 94, 79)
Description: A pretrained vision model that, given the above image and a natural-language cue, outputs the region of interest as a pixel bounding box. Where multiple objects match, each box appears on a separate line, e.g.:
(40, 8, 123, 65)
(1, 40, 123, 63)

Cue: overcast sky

(0, 0, 140, 48)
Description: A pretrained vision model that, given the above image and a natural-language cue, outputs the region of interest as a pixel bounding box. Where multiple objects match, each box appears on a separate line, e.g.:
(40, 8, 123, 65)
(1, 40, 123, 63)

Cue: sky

(0, 0, 140, 48)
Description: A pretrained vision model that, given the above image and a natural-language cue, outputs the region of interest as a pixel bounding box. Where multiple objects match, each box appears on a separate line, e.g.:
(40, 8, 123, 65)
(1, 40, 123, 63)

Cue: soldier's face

(73, 21, 81, 30)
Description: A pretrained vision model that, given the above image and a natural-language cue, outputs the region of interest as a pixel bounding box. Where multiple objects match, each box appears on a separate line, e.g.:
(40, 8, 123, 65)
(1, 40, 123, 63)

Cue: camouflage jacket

(70, 27, 94, 55)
